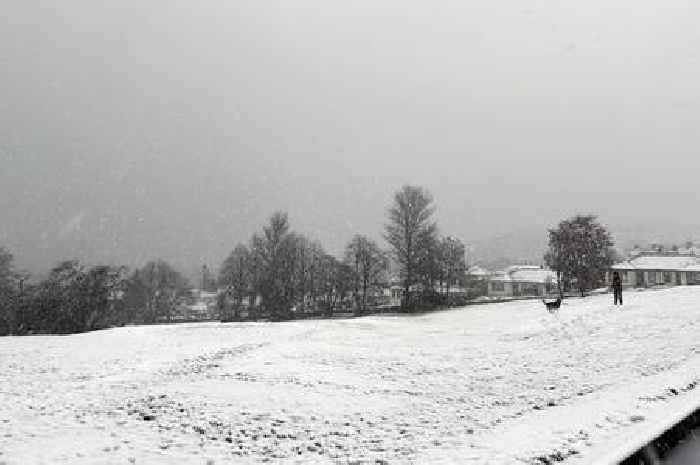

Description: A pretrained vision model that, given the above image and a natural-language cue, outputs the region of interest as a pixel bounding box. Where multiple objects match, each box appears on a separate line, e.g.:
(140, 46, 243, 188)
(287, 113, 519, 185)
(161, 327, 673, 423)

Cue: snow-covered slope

(1, 287, 699, 464)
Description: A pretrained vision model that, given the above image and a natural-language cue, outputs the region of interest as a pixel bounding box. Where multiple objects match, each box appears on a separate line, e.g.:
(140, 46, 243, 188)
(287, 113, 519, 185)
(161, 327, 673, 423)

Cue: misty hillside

(470, 229, 549, 271)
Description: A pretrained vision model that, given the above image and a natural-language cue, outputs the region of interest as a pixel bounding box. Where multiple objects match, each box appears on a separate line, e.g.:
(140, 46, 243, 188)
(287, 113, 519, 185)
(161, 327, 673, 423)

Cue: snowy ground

(1, 287, 700, 464)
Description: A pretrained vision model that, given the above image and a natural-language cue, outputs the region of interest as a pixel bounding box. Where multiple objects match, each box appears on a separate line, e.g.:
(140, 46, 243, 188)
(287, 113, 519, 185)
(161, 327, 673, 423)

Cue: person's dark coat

(612, 274, 622, 290)
(612, 272, 623, 305)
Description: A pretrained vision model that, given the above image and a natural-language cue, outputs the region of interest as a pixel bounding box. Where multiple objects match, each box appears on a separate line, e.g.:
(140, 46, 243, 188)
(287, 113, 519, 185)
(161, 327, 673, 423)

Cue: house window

(491, 282, 505, 292)
(676, 272, 684, 285)
(622, 271, 629, 282)
(648, 272, 656, 285)
(663, 271, 672, 284)
(512, 283, 521, 296)
(521, 284, 539, 296)
(691, 272, 700, 285)
(636, 271, 645, 287)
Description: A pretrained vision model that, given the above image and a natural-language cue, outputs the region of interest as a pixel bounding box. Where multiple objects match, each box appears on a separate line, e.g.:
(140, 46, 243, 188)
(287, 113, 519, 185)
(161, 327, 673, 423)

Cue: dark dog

(542, 298, 562, 312)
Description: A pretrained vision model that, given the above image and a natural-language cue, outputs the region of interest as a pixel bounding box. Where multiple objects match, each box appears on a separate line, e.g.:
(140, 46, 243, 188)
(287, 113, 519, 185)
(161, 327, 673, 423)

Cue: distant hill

(469, 228, 548, 271)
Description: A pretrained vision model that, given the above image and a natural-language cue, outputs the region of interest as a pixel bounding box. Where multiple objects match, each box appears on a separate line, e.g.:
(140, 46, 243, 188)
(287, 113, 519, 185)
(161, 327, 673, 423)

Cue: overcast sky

(2, 0, 700, 276)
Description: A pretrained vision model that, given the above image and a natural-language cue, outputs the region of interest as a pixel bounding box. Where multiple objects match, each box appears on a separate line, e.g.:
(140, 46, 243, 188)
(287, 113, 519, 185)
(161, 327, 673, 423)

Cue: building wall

(689, 272, 700, 285)
(488, 281, 512, 298)
(488, 281, 547, 298)
(612, 269, 693, 288)
(618, 270, 636, 287)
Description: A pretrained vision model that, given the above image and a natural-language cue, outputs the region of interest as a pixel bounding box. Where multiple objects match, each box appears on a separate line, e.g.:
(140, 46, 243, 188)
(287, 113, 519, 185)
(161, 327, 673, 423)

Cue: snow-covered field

(2, 287, 700, 464)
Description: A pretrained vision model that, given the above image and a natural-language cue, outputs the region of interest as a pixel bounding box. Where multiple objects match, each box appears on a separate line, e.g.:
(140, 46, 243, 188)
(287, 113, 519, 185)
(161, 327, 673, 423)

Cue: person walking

(612, 271, 623, 306)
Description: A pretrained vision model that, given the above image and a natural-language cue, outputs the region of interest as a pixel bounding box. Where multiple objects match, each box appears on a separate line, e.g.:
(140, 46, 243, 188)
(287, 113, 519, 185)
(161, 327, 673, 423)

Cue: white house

(611, 252, 700, 288)
(381, 277, 467, 307)
(487, 266, 557, 298)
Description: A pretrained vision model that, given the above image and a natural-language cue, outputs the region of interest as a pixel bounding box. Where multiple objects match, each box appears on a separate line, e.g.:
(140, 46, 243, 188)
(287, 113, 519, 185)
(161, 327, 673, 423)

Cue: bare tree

(0, 247, 16, 334)
(129, 260, 190, 323)
(250, 211, 297, 320)
(439, 236, 466, 305)
(344, 235, 388, 314)
(279, 232, 304, 317)
(416, 230, 441, 304)
(384, 185, 438, 309)
(315, 253, 352, 317)
(0, 247, 14, 288)
(306, 240, 326, 314)
(218, 244, 251, 320)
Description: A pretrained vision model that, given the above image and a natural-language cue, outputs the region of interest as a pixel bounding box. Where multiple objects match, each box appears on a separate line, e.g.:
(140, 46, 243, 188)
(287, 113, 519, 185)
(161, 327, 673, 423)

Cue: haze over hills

(3, 0, 700, 282)
(469, 223, 700, 273)
(8, 215, 699, 285)
(469, 229, 549, 271)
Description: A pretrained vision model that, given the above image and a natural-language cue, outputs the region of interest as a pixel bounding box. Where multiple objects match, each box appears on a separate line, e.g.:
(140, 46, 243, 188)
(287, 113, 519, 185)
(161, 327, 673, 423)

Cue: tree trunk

(556, 271, 564, 300)
(446, 276, 450, 306)
(362, 275, 368, 314)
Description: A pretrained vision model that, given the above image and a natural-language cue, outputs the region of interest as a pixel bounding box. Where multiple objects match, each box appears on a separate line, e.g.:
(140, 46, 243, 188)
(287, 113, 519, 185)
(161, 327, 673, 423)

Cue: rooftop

(613, 253, 700, 271)
(467, 265, 491, 277)
(491, 265, 557, 284)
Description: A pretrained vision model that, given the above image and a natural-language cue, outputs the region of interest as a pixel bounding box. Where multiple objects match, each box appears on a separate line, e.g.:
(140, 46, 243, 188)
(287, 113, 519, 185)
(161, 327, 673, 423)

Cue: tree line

(0, 184, 621, 335)
(0, 184, 469, 334)
(217, 185, 468, 320)
(0, 255, 191, 335)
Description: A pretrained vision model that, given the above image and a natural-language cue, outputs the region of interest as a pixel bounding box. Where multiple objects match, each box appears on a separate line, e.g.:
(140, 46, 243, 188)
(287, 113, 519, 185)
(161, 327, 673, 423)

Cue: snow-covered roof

(676, 246, 700, 255)
(613, 254, 700, 271)
(491, 266, 557, 284)
(467, 265, 490, 277)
